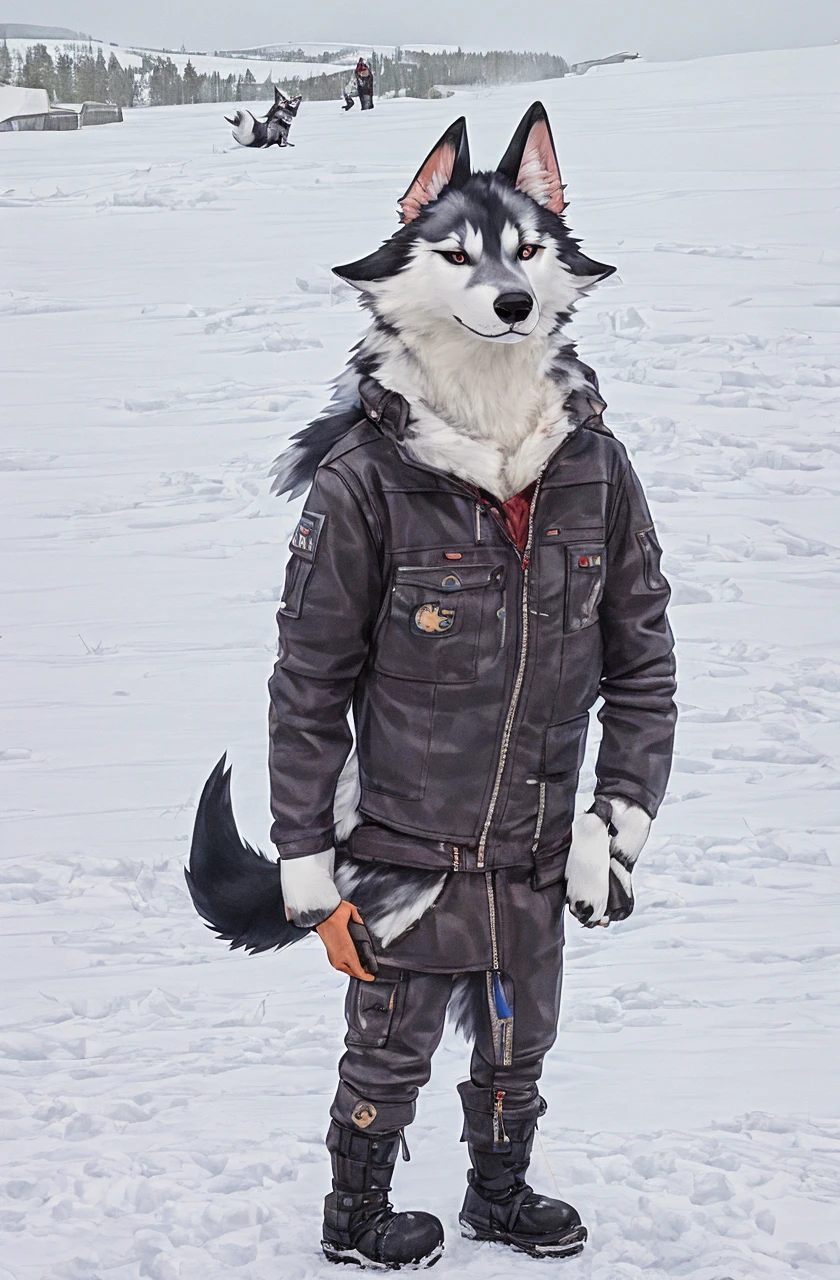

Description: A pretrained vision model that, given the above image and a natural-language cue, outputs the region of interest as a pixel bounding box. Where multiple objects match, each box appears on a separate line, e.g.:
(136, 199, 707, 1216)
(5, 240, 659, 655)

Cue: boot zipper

(398, 1128, 411, 1162)
(476, 468, 546, 869)
(493, 1090, 510, 1148)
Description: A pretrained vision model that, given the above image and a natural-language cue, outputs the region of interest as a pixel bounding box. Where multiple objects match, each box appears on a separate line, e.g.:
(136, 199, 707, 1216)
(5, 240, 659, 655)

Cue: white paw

(609, 797, 651, 865)
(565, 812, 611, 925)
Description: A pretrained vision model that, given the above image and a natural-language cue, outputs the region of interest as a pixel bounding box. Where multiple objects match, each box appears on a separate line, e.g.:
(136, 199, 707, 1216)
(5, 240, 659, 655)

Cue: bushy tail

(185, 756, 309, 954)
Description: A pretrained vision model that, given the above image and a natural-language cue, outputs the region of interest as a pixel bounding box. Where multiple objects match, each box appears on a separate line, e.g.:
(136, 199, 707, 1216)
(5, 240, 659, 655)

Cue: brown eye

(440, 250, 470, 266)
(518, 244, 539, 260)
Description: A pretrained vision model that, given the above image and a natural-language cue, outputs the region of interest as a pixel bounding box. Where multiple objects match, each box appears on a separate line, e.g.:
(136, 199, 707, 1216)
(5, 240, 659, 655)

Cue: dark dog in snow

(187, 103, 676, 1268)
(226, 86, 302, 148)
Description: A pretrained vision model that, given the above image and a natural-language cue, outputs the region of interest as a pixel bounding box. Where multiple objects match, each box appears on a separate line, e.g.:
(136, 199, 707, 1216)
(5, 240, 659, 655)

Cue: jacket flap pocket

(543, 714, 589, 775)
(542, 525, 605, 544)
(278, 554, 314, 619)
(395, 563, 504, 592)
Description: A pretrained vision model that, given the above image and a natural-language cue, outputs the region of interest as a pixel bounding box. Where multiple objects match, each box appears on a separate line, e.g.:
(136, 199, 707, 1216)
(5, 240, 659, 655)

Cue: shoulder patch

(290, 510, 325, 561)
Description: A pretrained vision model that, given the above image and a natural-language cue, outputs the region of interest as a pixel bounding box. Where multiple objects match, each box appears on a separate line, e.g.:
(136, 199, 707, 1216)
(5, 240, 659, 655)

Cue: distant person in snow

(227, 86, 302, 148)
(356, 59, 374, 110)
(342, 58, 375, 111)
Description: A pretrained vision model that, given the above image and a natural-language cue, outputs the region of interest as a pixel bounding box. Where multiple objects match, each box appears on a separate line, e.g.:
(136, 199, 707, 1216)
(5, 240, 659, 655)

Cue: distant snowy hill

(1, 35, 471, 86)
(2, 36, 352, 84)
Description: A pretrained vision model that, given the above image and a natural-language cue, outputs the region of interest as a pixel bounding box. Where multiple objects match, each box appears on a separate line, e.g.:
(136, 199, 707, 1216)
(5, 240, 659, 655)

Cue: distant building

(0, 85, 122, 132)
(0, 23, 90, 39)
(570, 52, 640, 76)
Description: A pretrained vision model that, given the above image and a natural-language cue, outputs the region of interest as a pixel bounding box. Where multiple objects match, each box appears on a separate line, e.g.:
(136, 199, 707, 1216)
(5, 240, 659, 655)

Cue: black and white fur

(227, 86, 302, 149)
(271, 105, 614, 502)
(186, 104, 648, 977)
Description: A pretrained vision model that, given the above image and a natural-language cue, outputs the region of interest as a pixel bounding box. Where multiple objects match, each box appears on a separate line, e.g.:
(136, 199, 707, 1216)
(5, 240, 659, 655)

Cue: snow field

(1, 45, 839, 1279)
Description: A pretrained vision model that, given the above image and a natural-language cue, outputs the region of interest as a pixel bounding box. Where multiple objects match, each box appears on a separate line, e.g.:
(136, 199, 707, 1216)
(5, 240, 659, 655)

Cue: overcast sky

(11, 0, 840, 62)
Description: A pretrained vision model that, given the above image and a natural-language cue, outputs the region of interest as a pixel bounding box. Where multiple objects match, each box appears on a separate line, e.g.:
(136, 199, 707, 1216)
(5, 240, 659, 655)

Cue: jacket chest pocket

(373, 563, 504, 684)
(565, 543, 605, 632)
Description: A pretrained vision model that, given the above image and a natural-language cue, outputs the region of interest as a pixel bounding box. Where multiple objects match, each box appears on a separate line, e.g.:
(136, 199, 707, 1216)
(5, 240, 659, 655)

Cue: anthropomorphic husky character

(227, 86, 302, 148)
(187, 103, 676, 1268)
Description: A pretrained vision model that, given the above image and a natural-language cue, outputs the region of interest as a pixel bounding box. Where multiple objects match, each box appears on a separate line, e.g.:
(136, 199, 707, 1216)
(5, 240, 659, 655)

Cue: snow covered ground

(2, 43, 839, 1280)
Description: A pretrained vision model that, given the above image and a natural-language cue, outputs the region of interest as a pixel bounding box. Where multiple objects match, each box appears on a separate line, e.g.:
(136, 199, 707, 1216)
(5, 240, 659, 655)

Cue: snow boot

(342, 94, 355, 111)
(321, 1121, 444, 1269)
(457, 1084, 586, 1258)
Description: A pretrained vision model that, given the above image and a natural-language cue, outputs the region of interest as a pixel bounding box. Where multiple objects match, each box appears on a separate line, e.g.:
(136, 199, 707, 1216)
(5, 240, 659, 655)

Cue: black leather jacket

(268, 378, 676, 882)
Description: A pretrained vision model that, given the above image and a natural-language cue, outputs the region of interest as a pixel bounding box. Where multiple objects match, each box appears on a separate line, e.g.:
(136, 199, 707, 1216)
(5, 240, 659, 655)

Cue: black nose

(493, 291, 534, 325)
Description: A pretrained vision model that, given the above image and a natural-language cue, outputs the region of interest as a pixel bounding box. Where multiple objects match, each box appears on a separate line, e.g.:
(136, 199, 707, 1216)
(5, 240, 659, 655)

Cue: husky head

(271, 86, 302, 118)
(334, 103, 614, 346)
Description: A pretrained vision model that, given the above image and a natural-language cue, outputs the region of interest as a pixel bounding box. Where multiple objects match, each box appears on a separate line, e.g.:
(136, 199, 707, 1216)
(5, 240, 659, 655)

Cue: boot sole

(459, 1218, 587, 1259)
(322, 1241, 444, 1271)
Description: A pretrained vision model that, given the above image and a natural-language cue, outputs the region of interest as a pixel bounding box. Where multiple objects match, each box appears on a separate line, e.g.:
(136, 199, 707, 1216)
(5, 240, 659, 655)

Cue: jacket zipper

(476, 468, 546, 869)
(485, 870, 500, 970)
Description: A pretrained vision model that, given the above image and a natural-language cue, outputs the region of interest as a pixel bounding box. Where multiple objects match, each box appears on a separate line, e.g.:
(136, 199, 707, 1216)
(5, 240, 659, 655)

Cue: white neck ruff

(362, 324, 584, 500)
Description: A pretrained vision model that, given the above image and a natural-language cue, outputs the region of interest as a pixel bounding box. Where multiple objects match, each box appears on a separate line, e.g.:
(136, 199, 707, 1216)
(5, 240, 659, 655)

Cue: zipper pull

(398, 1128, 411, 1162)
(474, 502, 483, 544)
(493, 1091, 510, 1148)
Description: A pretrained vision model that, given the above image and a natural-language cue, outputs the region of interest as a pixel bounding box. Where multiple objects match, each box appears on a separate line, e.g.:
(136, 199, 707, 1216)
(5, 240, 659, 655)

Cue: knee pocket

(345, 975, 400, 1048)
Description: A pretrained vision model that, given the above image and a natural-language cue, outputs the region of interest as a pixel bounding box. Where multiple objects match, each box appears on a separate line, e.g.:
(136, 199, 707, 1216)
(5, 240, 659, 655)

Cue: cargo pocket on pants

(345, 975, 400, 1048)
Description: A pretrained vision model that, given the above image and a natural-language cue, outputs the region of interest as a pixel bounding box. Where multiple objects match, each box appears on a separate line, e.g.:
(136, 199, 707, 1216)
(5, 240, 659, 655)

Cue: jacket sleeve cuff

(594, 780, 657, 819)
(271, 829, 338, 857)
(280, 849, 341, 929)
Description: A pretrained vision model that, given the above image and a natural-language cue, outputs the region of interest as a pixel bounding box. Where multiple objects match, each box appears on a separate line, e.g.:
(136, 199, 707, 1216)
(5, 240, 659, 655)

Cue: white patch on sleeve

(280, 849, 340, 925)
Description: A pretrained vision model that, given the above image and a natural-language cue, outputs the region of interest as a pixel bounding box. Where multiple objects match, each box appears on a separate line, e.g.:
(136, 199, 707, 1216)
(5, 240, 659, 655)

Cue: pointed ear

(333, 236, 413, 288)
(565, 248, 616, 283)
(497, 102, 565, 216)
(398, 117, 471, 224)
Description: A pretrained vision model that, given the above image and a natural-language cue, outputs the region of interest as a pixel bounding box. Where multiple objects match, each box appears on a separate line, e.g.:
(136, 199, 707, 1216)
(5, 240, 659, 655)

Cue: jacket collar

(357, 372, 610, 497)
(358, 376, 413, 441)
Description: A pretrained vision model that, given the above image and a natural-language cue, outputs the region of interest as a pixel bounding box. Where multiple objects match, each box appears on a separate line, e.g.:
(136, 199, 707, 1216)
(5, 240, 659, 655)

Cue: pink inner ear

(516, 119, 565, 215)
(399, 142, 456, 223)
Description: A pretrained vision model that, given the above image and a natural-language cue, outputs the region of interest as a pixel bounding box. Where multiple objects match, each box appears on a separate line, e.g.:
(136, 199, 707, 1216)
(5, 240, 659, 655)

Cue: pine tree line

(0, 41, 569, 110)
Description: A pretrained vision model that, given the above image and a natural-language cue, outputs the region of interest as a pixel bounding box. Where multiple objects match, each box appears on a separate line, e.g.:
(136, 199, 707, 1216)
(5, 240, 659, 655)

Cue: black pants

(330, 869, 566, 1147)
